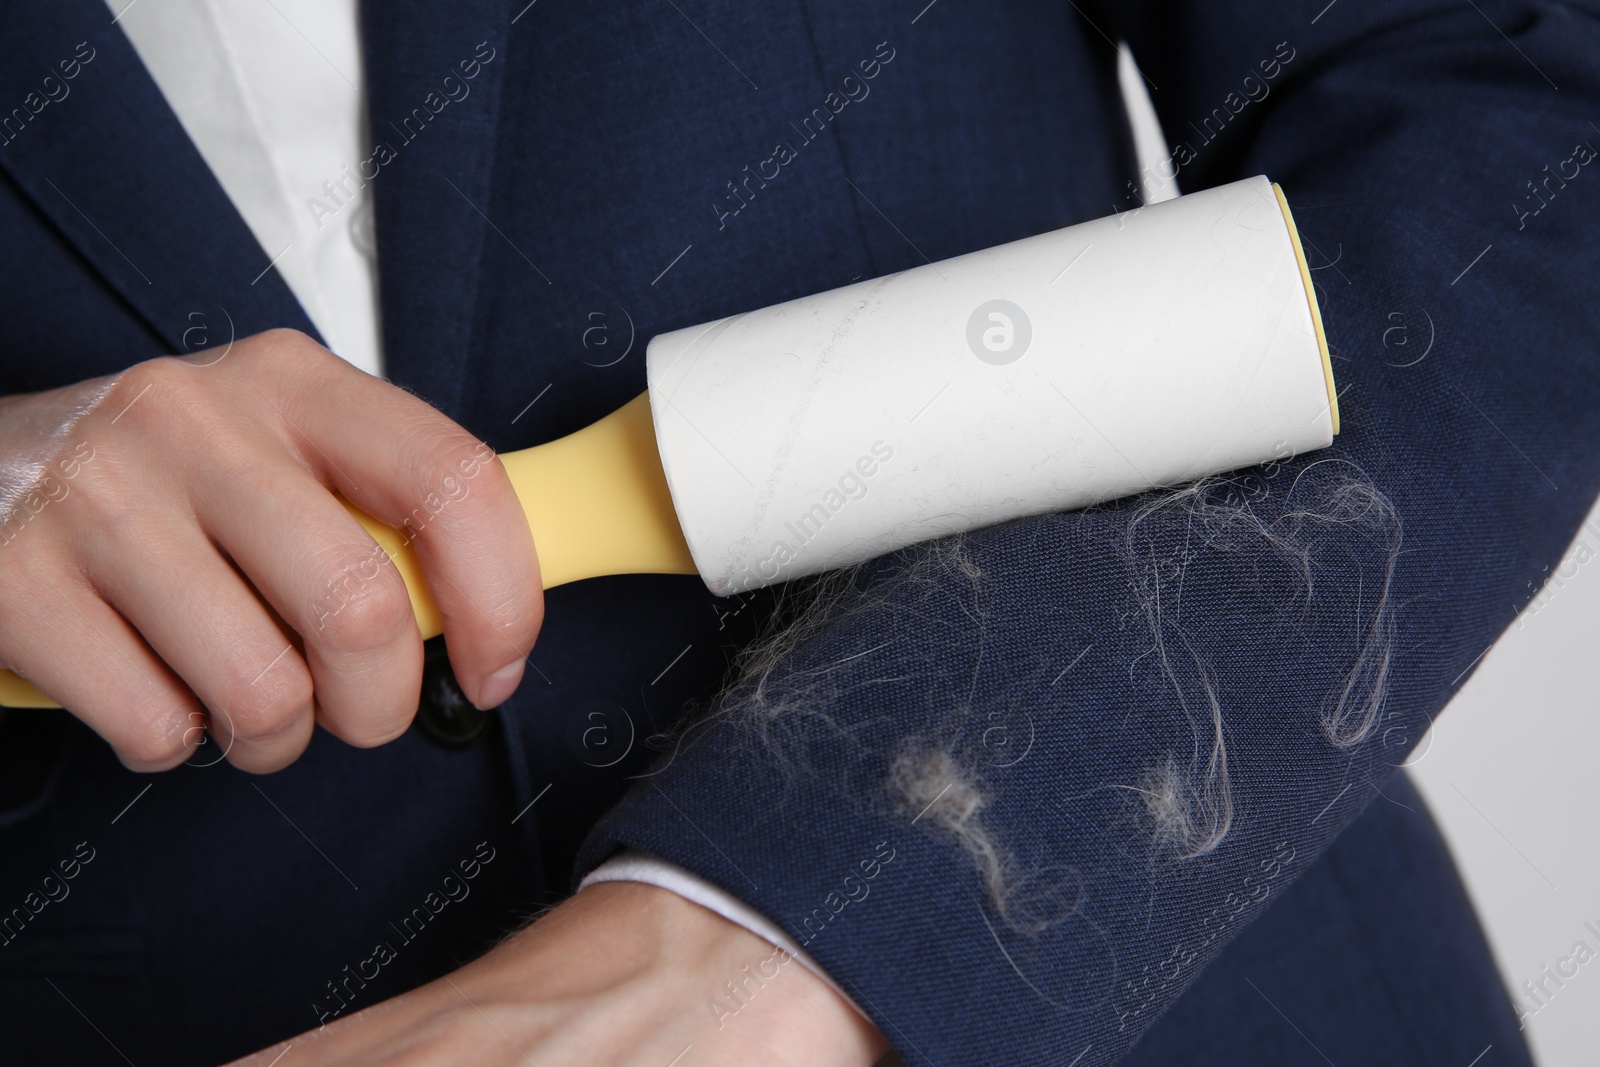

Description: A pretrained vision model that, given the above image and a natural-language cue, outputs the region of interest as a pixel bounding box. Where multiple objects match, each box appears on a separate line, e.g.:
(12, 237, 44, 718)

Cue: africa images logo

(967, 300, 1031, 365)
(739, 441, 895, 587)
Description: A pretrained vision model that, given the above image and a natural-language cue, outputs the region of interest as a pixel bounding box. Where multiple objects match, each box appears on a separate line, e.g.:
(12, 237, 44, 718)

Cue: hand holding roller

(0, 176, 1335, 709)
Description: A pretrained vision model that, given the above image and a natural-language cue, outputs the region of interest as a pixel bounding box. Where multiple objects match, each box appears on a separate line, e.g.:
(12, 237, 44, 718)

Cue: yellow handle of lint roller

(0, 391, 696, 710)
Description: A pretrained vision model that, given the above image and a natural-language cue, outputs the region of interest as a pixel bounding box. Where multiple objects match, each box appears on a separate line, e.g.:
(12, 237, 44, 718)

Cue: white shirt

(108, 0, 846, 1004)
(112, 0, 382, 374)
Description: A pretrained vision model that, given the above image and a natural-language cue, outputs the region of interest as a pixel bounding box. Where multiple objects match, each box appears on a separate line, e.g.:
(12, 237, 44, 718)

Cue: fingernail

(476, 660, 525, 710)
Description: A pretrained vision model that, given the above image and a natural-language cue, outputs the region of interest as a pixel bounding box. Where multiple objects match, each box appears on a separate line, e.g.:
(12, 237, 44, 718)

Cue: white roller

(647, 175, 1337, 596)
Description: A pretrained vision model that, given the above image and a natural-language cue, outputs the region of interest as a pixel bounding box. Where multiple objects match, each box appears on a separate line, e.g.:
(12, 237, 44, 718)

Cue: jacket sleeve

(575, 2, 1600, 1062)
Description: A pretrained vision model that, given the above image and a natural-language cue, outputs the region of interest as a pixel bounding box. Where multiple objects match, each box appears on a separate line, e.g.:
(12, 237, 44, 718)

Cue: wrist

(565, 882, 890, 1066)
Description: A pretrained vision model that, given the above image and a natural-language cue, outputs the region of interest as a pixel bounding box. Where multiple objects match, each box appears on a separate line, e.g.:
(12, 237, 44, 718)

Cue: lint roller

(0, 175, 1335, 709)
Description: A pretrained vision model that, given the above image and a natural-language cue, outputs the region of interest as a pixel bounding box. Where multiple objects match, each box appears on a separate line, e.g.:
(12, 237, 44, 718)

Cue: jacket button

(415, 639, 496, 748)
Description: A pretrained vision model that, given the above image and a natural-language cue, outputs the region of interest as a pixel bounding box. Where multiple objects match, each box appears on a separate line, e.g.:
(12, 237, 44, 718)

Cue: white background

(1117, 50, 1600, 1065)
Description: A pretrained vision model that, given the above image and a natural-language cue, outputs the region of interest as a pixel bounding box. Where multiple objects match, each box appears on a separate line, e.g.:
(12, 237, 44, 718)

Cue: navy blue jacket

(2, 0, 1595, 1063)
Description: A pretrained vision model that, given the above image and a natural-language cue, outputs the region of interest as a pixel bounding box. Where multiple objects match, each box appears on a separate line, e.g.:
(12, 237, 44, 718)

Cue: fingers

(0, 566, 201, 772)
(194, 455, 423, 749)
(80, 504, 318, 774)
(394, 441, 539, 709)
(0, 328, 540, 778)
(260, 342, 542, 709)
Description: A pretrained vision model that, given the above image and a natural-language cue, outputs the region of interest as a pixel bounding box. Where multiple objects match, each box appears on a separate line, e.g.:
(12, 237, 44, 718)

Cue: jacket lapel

(360, 0, 514, 419)
(0, 0, 318, 356)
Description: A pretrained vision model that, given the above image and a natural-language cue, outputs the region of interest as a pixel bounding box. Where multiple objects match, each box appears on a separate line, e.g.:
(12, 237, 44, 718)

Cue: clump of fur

(1118, 464, 1403, 859)
(656, 462, 1403, 910)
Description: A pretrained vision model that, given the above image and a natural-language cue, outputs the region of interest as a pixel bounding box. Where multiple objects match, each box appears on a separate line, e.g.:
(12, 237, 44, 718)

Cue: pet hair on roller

(0, 175, 1335, 709)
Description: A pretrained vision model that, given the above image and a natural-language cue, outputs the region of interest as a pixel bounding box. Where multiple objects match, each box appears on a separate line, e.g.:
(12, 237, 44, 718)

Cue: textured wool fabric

(1122, 773, 1532, 1066)
(0, 0, 1593, 1063)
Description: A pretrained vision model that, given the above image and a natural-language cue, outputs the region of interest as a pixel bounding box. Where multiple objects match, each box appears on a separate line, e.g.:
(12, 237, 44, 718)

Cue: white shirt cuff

(579, 850, 866, 1017)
